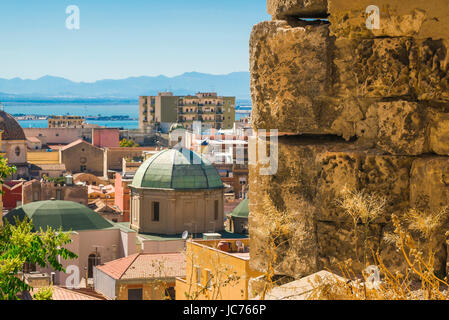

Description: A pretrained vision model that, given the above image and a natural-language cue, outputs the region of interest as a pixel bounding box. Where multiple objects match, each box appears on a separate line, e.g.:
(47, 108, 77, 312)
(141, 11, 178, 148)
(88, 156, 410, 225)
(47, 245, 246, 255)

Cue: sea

(2, 101, 251, 130)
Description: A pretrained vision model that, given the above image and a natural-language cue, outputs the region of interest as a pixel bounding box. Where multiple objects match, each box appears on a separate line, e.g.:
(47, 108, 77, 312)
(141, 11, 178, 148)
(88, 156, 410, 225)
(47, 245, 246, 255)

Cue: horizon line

(0, 70, 250, 84)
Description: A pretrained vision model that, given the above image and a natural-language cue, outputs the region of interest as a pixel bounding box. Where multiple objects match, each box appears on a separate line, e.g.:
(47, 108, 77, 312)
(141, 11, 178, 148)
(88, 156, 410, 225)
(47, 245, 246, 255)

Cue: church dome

(131, 148, 223, 190)
(0, 110, 26, 141)
(229, 198, 249, 218)
(3, 200, 114, 232)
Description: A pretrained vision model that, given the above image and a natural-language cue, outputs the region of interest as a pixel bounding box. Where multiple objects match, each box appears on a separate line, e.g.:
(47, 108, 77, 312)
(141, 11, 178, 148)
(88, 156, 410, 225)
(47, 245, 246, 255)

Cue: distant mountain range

(0, 72, 251, 101)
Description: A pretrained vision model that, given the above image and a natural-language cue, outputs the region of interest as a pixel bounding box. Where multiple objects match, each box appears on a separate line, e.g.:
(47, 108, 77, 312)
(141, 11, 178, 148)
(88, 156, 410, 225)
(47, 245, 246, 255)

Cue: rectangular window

(56, 190, 62, 200)
(214, 200, 219, 220)
(153, 202, 160, 222)
(128, 288, 143, 300)
(196, 267, 201, 286)
(206, 270, 212, 290)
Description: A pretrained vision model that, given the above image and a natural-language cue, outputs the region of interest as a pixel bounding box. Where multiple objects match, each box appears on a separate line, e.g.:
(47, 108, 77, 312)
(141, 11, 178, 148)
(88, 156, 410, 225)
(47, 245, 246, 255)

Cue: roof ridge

(170, 148, 177, 189)
(60, 139, 85, 150)
(118, 253, 141, 280)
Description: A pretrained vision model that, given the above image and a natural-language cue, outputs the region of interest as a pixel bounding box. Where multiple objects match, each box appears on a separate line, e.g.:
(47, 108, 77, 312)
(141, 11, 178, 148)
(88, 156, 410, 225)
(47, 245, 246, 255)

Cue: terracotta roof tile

(96, 253, 186, 280)
(23, 286, 103, 300)
(95, 253, 140, 280)
(121, 253, 186, 280)
(51, 287, 103, 300)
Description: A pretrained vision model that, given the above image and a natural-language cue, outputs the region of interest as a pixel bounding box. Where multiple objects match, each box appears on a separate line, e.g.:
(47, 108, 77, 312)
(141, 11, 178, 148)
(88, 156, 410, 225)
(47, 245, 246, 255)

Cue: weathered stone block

(250, 20, 331, 133)
(333, 38, 416, 99)
(416, 39, 449, 102)
(249, 138, 330, 277)
(410, 157, 449, 211)
(429, 109, 449, 155)
(250, 22, 427, 141)
(267, 0, 328, 19)
(317, 221, 382, 271)
(374, 101, 427, 155)
(249, 137, 414, 277)
(328, 0, 449, 40)
(315, 150, 413, 222)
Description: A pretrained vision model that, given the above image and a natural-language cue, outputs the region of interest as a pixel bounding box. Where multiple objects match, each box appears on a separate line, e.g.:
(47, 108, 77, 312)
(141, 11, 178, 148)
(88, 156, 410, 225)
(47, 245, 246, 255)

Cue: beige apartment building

(139, 92, 235, 132)
(139, 92, 178, 133)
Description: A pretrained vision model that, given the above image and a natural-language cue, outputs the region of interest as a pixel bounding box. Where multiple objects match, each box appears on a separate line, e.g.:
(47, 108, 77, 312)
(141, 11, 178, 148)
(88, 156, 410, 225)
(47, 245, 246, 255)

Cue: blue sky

(0, 0, 269, 82)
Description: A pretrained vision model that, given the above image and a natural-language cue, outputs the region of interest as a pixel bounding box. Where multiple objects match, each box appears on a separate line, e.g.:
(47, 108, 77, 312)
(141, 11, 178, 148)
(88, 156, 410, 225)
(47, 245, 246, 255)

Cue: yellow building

(27, 150, 60, 165)
(27, 150, 66, 179)
(175, 238, 262, 300)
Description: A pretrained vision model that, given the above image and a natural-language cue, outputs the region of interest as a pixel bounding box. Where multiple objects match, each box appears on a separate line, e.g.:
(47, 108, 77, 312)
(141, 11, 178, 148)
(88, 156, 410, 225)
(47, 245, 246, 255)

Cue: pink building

(92, 128, 119, 148)
(115, 172, 133, 222)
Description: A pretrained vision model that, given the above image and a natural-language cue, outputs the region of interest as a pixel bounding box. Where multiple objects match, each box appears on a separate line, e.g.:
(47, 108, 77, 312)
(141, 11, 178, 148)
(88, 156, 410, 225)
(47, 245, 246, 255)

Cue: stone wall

(249, 0, 449, 278)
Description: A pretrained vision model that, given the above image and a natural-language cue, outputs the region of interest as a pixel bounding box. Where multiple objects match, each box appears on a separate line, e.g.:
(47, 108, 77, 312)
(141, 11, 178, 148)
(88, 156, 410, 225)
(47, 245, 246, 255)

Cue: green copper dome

(229, 199, 249, 218)
(131, 148, 223, 190)
(3, 200, 114, 232)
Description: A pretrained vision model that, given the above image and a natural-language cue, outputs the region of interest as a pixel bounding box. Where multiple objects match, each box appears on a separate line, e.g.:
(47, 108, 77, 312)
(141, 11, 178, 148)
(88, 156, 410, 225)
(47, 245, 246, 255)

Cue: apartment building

(178, 93, 235, 131)
(139, 92, 235, 133)
(139, 92, 178, 133)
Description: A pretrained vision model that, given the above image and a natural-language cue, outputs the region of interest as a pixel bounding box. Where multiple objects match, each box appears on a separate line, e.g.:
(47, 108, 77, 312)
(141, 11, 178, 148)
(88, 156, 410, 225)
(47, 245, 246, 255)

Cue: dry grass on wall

(309, 188, 449, 300)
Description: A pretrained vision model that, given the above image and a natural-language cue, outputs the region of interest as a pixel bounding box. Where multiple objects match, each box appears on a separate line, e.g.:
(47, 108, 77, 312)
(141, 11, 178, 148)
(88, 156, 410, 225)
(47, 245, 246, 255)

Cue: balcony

(180, 103, 199, 107)
(182, 110, 198, 114)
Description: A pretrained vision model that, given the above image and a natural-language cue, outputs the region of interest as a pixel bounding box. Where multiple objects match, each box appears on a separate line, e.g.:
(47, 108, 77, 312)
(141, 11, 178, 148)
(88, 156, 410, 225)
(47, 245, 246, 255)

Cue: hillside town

(2, 0, 449, 305)
(0, 90, 257, 300)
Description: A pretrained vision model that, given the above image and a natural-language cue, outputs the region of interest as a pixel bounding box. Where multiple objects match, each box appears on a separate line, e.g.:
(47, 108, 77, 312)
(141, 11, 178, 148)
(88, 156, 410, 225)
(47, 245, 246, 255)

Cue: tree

(32, 286, 54, 300)
(0, 218, 78, 300)
(0, 156, 77, 300)
(0, 156, 16, 185)
(120, 138, 139, 148)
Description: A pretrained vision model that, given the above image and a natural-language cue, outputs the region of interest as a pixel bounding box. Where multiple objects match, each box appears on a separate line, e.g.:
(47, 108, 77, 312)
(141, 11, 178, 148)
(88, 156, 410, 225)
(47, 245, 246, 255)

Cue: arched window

(88, 253, 101, 278)
(15, 146, 21, 157)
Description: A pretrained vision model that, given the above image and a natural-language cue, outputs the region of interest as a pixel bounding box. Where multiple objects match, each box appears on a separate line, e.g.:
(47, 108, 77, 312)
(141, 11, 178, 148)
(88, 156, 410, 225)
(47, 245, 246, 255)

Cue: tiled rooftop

(22, 286, 105, 300)
(96, 253, 186, 280)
